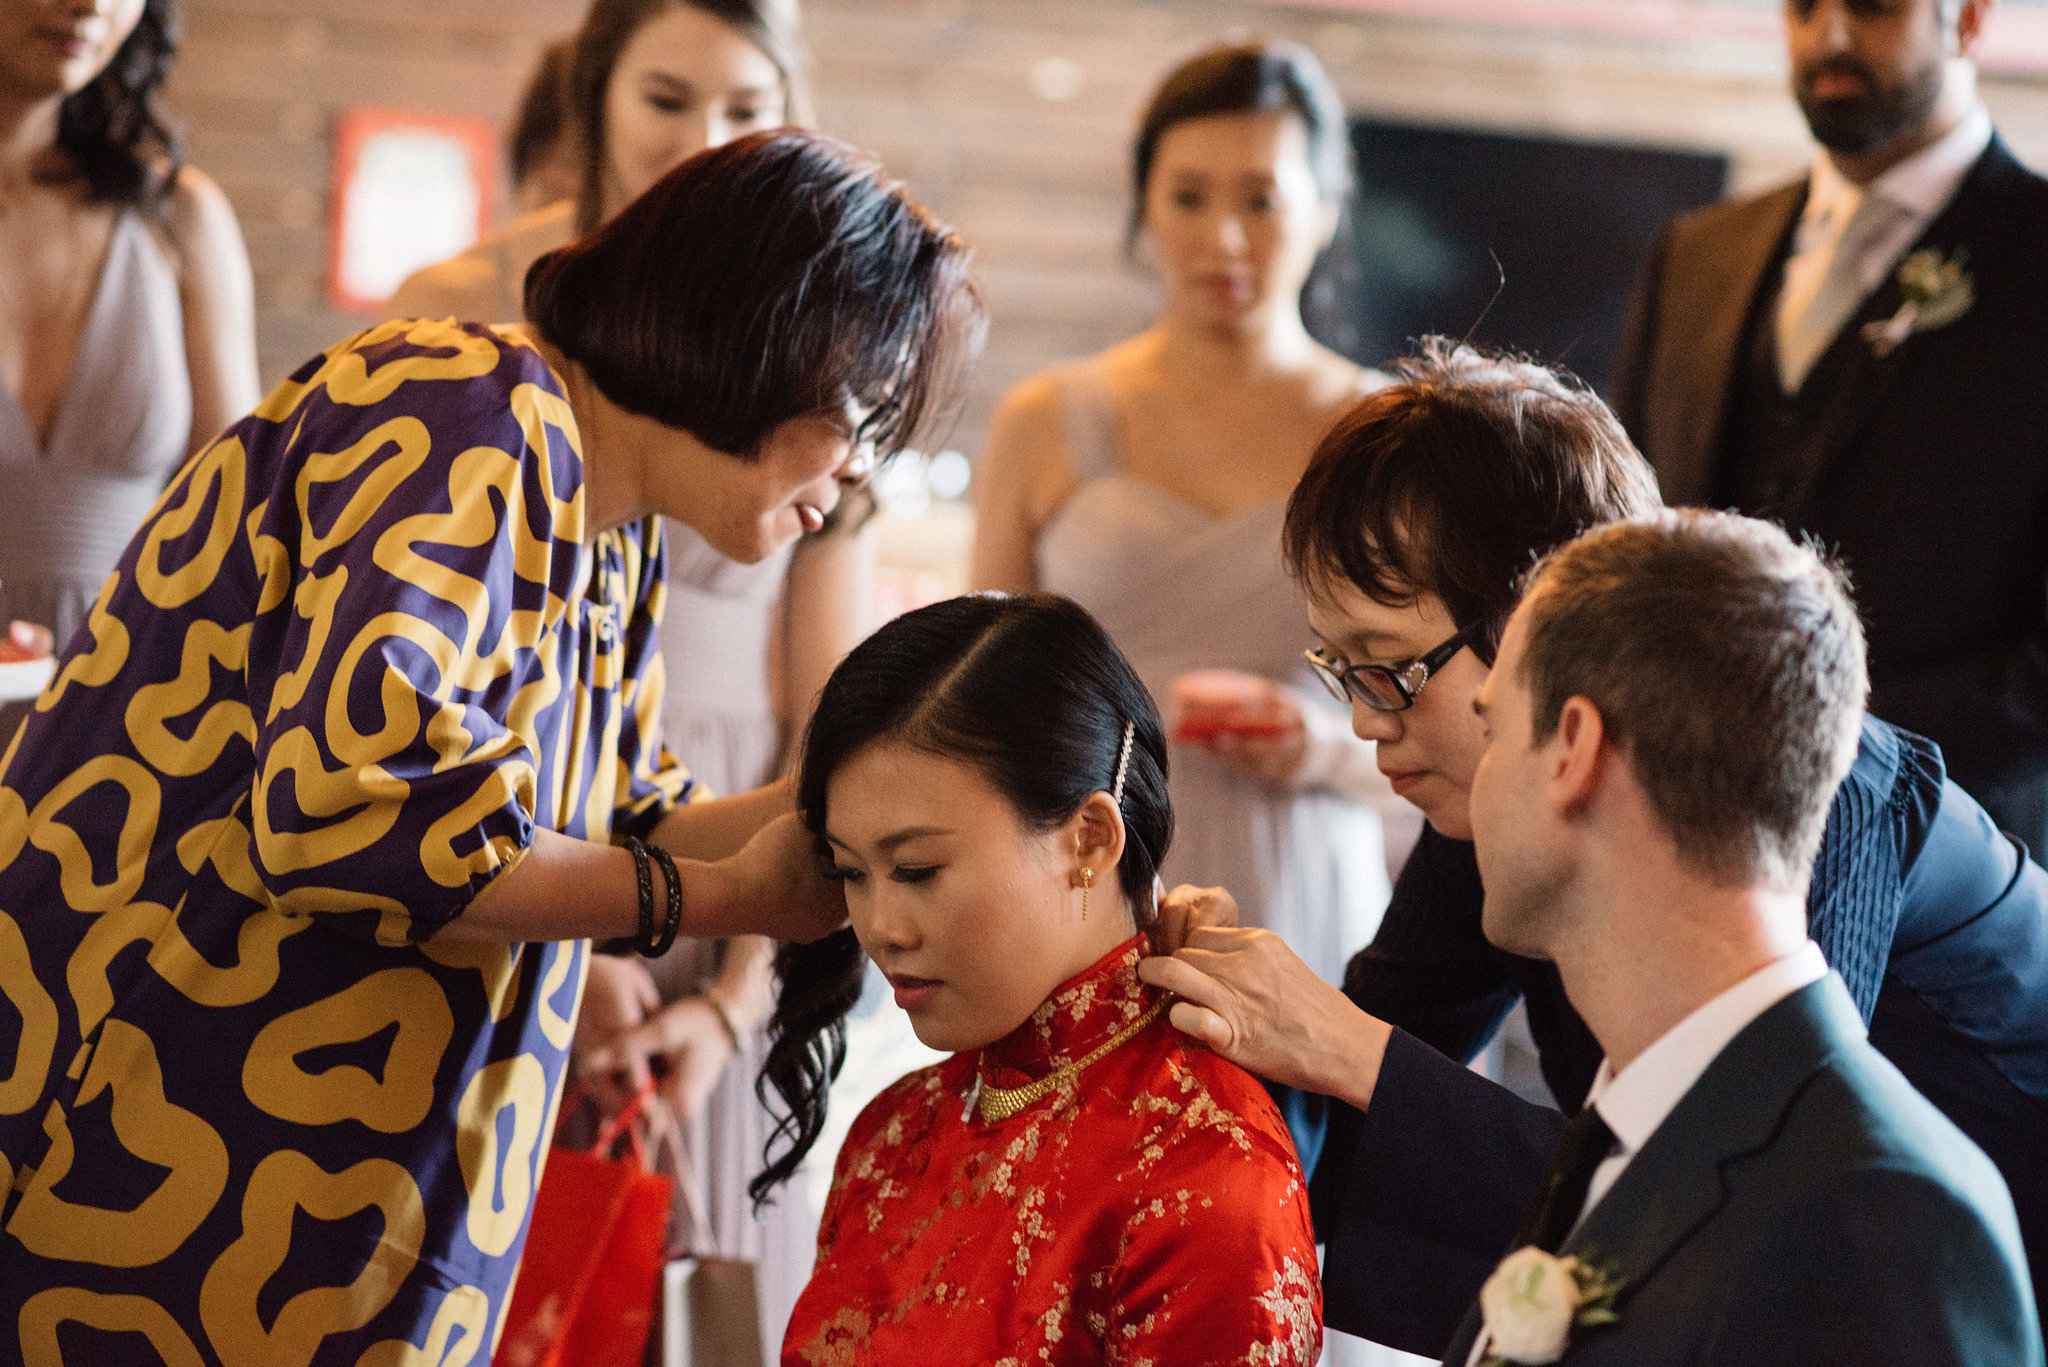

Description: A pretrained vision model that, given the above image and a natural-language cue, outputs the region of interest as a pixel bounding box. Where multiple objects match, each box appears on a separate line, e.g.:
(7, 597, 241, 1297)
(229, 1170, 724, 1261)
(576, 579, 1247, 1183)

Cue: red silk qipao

(784, 936, 1322, 1365)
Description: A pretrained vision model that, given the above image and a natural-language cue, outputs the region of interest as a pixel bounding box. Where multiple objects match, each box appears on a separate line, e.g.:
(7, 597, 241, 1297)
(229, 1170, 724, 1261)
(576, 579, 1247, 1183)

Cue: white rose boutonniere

(1863, 247, 1974, 359)
(1476, 1246, 1622, 1366)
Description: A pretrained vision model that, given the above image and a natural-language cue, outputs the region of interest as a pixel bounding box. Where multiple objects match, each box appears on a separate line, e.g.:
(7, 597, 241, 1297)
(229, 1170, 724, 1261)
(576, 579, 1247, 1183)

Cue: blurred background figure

(973, 37, 1401, 1068)
(392, 2, 860, 1354)
(969, 39, 1417, 1364)
(505, 36, 581, 213)
(1615, 0, 2048, 868)
(0, 0, 256, 739)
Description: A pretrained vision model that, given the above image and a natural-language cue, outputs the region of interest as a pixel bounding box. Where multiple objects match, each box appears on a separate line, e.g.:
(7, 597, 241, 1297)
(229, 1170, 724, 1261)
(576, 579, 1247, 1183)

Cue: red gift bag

(495, 1083, 674, 1367)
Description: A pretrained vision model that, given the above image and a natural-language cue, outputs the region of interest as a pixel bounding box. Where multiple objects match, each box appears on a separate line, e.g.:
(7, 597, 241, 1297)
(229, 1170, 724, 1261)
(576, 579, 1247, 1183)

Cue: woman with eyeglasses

(0, 129, 979, 1362)
(971, 40, 1404, 1008)
(393, 4, 877, 1341)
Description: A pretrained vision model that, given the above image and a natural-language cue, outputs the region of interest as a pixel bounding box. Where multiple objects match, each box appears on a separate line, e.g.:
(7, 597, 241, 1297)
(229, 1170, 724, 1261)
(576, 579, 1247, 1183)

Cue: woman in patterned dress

(0, 129, 977, 1366)
(764, 594, 1322, 1366)
(398, 7, 882, 1342)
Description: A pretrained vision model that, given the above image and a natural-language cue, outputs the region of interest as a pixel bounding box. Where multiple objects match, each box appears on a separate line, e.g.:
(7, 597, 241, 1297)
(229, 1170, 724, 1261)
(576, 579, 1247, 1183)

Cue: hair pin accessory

(1111, 721, 1136, 806)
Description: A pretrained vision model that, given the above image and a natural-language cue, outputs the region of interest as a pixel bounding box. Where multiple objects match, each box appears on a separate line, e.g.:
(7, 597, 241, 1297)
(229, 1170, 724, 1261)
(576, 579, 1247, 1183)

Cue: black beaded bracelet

(642, 841, 684, 959)
(624, 835, 655, 953)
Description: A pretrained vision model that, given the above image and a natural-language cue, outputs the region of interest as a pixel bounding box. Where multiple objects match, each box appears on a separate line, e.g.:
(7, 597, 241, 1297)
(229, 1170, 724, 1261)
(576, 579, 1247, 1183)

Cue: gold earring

(1080, 866, 1094, 920)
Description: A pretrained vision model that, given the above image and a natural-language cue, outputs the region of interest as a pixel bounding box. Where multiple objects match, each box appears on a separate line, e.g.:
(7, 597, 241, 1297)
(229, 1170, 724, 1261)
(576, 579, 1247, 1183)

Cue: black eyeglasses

(1304, 621, 1482, 713)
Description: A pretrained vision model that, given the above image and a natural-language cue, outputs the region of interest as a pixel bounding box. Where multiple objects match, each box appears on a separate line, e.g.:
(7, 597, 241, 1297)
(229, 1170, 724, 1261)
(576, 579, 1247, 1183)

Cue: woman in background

(0, 129, 976, 1363)
(392, 3, 868, 1346)
(765, 593, 1321, 1365)
(503, 36, 581, 213)
(0, 0, 258, 737)
(970, 44, 1419, 1363)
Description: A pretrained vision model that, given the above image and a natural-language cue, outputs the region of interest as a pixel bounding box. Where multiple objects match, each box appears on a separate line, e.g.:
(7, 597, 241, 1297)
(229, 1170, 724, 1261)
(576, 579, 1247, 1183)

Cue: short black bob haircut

(525, 128, 982, 464)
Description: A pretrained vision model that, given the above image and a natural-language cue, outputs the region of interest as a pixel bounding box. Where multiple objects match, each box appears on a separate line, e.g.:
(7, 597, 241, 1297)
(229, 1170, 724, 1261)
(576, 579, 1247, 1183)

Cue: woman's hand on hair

(716, 812, 849, 942)
(1153, 883, 1240, 953)
(1137, 927, 1392, 1112)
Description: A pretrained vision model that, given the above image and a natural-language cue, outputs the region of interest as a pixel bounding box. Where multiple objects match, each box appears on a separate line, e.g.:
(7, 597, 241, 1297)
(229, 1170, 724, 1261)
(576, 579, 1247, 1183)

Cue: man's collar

(1584, 941, 1828, 1161)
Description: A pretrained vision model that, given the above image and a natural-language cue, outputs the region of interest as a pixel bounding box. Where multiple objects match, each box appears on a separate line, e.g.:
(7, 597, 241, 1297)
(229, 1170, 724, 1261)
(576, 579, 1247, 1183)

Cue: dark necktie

(1516, 1105, 1617, 1253)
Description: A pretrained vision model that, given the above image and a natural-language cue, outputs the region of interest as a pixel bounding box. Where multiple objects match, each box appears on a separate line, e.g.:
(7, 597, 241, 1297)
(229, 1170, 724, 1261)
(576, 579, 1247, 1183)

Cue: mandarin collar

(977, 933, 1162, 1085)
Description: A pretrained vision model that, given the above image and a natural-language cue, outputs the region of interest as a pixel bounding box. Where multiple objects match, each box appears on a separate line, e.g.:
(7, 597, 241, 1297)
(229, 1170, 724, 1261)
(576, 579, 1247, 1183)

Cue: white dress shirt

(1573, 941, 1830, 1231)
(1773, 105, 1991, 391)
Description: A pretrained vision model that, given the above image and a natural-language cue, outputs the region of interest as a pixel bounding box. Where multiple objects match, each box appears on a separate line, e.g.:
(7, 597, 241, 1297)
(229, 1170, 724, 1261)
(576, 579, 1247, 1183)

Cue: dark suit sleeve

(1704, 1165, 2044, 1366)
(1279, 830, 1555, 1353)
(1314, 1030, 1567, 1356)
(1280, 827, 1521, 1180)
(1897, 761, 2028, 954)
(1344, 827, 1521, 1061)
(1608, 222, 1671, 448)
(1874, 633, 2048, 853)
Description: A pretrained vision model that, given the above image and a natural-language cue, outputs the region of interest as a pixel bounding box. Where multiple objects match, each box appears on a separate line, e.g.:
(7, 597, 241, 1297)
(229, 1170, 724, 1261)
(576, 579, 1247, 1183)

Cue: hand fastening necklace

(962, 999, 1169, 1124)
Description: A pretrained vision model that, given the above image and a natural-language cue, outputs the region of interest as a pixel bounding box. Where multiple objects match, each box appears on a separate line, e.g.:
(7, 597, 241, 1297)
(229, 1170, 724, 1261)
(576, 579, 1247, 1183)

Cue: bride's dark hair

(750, 593, 1172, 1207)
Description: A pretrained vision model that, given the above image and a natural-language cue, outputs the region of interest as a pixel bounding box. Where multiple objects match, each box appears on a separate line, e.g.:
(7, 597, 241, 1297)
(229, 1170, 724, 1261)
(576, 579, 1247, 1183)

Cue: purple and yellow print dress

(0, 319, 692, 1364)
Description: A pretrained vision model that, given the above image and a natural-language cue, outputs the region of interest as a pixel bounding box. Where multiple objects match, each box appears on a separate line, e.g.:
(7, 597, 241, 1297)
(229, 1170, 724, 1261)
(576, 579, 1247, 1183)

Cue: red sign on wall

(327, 107, 498, 313)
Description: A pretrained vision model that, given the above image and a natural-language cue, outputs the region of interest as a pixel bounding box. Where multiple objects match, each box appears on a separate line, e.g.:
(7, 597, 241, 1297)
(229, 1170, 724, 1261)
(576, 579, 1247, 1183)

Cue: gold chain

(970, 1000, 1169, 1124)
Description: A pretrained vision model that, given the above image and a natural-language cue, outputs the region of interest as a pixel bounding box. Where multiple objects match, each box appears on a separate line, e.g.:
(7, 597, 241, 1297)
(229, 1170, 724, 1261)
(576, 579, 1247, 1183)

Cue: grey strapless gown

(1034, 369, 1398, 989)
(0, 213, 192, 739)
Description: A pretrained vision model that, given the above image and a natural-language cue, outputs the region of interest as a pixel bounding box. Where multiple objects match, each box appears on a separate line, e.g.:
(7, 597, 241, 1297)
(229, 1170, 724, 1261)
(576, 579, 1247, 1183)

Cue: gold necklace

(963, 999, 1169, 1124)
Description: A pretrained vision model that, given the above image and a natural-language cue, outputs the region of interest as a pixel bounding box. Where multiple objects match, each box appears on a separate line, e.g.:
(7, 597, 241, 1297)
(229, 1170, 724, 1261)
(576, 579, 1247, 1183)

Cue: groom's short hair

(1518, 511, 1869, 890)
(1282, 337, 1660, 663)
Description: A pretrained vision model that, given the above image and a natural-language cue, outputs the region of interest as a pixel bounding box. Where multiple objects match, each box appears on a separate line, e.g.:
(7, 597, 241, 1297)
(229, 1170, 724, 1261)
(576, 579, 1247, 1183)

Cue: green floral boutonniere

(1863, 247, 1975, 359)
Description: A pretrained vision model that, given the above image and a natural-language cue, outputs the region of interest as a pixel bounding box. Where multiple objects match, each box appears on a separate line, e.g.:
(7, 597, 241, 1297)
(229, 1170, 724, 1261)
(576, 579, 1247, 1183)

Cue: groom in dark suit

(1141, 343, 2048, 1356)
(1612, 0, 2048, 856)
(1437, 511, 2037, 1365)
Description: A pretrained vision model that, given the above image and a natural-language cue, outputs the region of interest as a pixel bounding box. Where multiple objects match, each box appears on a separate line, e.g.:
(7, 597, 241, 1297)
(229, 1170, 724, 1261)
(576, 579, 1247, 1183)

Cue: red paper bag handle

(556, 1077, 662, 1169)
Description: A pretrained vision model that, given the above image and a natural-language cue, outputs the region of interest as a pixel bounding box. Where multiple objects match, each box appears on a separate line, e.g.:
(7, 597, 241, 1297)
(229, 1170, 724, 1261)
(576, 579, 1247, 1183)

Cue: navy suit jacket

(1294, 717, 2048, 1355)
(1436, 976, 2040, 1366)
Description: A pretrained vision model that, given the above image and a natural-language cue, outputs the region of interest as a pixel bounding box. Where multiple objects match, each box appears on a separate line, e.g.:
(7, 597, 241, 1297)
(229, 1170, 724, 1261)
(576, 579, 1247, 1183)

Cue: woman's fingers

(728, 812, 850, 942)
(1141, 947, 1253, 1059)
(1136, 949, 1222, 1005)
(1154, 884, 1239, 951)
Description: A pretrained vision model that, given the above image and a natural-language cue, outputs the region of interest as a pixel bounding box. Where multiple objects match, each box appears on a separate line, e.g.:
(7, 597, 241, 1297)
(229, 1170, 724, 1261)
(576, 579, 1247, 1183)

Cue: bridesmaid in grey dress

(390, 3, 875, 1352)
(972, 41, 1426, 1367)
(0, 0, 257, 739)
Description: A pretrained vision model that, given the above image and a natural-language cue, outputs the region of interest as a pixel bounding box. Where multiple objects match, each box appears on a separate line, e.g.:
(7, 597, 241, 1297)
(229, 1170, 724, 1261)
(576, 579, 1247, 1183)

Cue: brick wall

(172, 0, 2048, 452)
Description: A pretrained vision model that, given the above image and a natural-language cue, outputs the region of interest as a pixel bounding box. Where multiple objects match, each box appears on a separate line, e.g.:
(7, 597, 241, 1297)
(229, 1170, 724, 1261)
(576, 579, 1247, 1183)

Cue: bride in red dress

(757, 593, 1321, 1364)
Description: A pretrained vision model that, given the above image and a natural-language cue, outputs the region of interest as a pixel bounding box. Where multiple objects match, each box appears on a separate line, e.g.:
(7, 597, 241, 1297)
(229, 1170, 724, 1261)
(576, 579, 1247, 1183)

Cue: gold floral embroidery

(792, 935, 1320, 1364)
(1248, 1257, 1320, 1364)
(1014, 1185, 1055, 1279)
